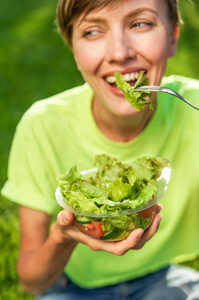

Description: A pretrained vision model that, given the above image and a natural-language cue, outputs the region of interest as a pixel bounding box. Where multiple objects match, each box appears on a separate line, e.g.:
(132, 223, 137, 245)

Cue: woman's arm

(17, 204, 162, 296)
(17, 206, 77, 296)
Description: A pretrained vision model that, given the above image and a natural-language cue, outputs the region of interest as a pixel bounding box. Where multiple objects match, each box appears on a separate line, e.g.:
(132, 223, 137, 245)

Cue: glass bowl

(55, 166, 171, 241)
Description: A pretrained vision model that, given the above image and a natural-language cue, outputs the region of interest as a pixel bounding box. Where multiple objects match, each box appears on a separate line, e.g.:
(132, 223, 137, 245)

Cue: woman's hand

(56, 204, 163, 256)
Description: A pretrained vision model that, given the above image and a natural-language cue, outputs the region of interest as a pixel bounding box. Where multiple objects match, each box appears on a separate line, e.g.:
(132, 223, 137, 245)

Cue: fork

(129, 86, 199, 111)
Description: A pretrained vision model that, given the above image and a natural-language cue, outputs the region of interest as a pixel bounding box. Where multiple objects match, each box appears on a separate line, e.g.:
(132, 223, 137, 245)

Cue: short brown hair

(56, 0, 181, 48)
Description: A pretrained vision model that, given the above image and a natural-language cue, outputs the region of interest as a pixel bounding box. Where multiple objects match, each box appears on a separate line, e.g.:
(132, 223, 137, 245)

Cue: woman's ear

(168, 25, 180, 58)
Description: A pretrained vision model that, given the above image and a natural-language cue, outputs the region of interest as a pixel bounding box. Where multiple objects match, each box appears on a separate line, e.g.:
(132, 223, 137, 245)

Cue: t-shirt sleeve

(1, 112, 61, 216)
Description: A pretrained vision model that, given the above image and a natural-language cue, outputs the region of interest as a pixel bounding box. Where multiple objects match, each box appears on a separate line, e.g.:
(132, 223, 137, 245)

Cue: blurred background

(0, 0, 199, 298)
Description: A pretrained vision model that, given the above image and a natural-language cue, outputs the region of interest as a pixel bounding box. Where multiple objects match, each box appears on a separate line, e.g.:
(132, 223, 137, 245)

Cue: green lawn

(0, 0, 199, 298)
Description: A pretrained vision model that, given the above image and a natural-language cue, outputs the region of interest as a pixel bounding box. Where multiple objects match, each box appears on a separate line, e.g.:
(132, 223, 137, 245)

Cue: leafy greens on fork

(114, 71, 153, 111)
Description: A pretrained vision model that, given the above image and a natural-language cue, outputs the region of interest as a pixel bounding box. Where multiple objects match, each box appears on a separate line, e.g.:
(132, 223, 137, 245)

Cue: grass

(0, 0, 199, 298)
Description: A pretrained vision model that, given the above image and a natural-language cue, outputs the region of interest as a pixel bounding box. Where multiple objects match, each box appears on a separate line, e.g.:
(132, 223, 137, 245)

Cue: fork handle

(132, 86, 199, 111)
(157, 87, 199, 111)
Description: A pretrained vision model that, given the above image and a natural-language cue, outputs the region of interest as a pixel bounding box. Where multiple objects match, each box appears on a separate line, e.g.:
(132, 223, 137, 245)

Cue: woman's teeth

(105, 72, 140, 84)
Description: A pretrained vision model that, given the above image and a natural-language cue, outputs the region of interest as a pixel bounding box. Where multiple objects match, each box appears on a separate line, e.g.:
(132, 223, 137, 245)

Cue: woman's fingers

(133, 213, 162, 250)
(104, 228, 145, 255)
(57, 210, 75, 228)
(156, 203, 163, 214)
(83, 227, 143, 255)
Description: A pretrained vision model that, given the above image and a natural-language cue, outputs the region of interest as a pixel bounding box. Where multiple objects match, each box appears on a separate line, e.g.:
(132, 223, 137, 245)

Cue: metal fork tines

(129, 86, 199, 111)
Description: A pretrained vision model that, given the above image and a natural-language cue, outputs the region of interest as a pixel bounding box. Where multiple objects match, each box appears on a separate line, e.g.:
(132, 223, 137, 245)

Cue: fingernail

(63, 210, 69, 224)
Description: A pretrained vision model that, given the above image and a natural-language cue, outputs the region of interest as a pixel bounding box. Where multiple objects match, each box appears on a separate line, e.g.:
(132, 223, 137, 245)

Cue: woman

(2, 0, 199, 299)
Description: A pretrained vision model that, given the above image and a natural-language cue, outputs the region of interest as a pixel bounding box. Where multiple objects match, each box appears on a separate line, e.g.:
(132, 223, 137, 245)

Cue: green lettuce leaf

(57, 166, 82, 188)
(114, 71, 153, 111)
(73, 181, 108, 199)
(106, 215, 132, 229)
(62, 190, 100, 214)
(100, 178, 133, 202)
(130, 157, 169, 182)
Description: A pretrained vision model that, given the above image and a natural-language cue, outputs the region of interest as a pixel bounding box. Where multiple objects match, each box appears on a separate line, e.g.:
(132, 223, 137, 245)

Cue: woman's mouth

(105, 71, 140, 85)
(104, 71, 142, 95)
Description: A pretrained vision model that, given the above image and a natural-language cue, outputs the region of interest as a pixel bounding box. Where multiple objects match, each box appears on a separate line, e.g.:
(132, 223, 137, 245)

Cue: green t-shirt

(1, 75, 199, 288)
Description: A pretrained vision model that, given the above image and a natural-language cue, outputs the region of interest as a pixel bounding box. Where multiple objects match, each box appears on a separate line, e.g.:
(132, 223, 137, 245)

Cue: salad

(114, 70, 153, 111)
(56, 155, 170, 241)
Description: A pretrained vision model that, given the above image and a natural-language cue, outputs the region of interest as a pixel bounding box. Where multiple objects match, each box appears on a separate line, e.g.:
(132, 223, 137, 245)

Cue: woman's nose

(106, 30, 136, 63)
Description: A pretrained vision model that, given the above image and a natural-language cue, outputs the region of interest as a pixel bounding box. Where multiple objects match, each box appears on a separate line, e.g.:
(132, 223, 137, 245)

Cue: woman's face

(72, 0, 179, 117)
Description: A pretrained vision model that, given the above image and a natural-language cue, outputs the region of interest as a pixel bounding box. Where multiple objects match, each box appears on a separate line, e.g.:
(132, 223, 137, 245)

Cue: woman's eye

(132, 22, 153, 29)
(83, 30, 100, 38)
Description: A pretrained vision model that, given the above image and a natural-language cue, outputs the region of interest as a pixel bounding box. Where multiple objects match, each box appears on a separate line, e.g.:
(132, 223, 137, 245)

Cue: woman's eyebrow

(126, 7, 158, 19)
(77, 7, 158, 27)
(77, 17, 106, 28)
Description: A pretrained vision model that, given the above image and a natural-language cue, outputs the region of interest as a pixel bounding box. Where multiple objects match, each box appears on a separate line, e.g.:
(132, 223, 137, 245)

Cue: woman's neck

(92, 98, 156, 143)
